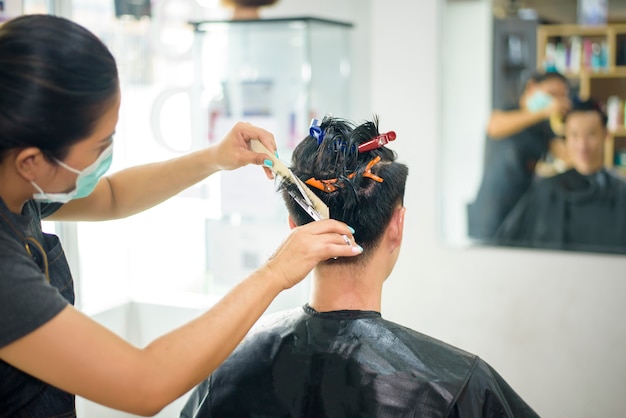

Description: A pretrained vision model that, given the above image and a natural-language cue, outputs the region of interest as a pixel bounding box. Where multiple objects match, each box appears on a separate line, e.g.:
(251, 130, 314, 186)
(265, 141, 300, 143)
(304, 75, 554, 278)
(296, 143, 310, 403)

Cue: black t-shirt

(0, 199, 68, 348)
(468, 108, 556, 240)
(0, 198, 74, 417)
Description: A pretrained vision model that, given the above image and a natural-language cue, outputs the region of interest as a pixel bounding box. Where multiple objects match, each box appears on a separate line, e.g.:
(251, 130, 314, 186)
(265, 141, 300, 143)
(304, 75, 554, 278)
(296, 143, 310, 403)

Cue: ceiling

(493, 0, 626, 23)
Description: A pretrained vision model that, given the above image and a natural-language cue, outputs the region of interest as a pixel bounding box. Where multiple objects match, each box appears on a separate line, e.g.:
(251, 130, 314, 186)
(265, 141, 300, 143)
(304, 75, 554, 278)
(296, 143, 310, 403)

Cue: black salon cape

(181, 305, 538, 418)
(495, 168, 626, 253)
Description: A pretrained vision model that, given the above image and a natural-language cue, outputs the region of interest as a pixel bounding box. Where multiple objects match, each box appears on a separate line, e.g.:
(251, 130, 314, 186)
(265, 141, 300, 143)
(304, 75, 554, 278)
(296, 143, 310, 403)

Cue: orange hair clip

(363, 156, 384, 182)
(306, 177, 339, 192)
(305, 156, 384, 193)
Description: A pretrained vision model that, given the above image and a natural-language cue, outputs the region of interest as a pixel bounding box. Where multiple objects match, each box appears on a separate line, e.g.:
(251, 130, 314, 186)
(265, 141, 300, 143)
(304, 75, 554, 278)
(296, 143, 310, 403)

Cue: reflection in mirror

(441, 0, 626, 255)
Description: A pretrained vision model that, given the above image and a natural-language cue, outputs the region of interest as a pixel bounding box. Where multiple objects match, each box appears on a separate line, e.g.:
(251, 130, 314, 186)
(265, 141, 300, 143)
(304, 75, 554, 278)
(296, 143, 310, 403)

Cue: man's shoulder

(248, 310, 478, 363)
(528, 170, 573, 197)
(455, 357, 540, 417)
(379, 318, 478, 369)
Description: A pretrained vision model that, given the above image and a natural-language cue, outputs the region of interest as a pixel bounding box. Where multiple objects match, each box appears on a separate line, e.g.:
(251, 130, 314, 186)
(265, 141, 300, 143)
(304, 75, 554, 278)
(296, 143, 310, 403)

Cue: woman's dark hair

(0, 14, 119, 161)
(529, 70, 568, 85)
(279, 115, 409, 263)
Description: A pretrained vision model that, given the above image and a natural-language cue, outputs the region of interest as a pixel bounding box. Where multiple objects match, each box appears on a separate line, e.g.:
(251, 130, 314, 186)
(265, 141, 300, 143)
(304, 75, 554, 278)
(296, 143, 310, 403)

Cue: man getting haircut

(182, 115, 539, 418)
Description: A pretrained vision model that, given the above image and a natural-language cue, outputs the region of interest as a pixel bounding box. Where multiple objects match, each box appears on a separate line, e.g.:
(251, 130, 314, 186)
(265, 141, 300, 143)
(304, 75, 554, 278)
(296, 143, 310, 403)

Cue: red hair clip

(357, 131, 396, 153)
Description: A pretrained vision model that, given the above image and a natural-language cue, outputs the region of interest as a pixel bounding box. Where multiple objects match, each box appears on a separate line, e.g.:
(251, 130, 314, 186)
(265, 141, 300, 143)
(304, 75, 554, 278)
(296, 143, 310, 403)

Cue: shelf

(583, 68, 626, 78)
(612, 128, 626, 136)
(538, 24, 610, 37)
(559, 70, 626, 78)
(538, 24, 626, 169)
(539, 24, 626, 37)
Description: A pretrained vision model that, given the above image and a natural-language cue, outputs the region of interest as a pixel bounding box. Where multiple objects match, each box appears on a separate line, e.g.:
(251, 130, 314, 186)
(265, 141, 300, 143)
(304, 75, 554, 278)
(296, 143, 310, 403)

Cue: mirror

(441, 0, 626, 255)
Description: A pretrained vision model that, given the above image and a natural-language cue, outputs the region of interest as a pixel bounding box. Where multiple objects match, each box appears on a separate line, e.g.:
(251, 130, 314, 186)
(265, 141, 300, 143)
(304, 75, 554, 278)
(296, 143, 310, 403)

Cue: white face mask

(32, 143, 113, 203)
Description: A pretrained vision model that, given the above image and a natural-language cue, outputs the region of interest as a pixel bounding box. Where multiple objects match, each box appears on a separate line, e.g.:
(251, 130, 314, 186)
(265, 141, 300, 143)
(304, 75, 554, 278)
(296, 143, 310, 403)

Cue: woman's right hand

(545, 95, 572, 119)
(264, 220, 363, 290)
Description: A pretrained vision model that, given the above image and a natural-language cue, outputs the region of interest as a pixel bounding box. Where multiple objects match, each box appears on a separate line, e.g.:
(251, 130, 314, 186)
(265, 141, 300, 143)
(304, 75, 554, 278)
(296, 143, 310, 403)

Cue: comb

(250, 140, 330, 219)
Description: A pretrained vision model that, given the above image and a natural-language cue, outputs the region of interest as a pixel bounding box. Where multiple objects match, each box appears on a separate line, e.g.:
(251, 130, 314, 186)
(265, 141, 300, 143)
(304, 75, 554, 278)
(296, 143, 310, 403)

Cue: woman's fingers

(266, 220, 363, 289)
(213, 122, 277, 171)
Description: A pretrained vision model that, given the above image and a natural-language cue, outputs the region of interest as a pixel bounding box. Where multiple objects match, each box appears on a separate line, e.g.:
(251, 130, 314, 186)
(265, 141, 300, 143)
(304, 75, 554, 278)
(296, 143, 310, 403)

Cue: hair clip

(306, 177, 339, 193)
(357, 131, 396, 153)
(363, 156, 384, 182)
(304, 156, 384, 194)
(309, 118, 324, 145)
(332, 140, 357, 155)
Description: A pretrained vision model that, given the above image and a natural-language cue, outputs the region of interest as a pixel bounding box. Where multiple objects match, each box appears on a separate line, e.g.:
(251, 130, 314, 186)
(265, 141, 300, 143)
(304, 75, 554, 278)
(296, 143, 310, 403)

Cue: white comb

(250, 139, 330, 220)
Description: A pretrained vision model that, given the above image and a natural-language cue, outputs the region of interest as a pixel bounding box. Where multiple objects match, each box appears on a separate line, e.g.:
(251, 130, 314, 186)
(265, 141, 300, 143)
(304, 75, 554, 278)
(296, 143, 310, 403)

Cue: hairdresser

(0, 14, 361, 417)
(467, 70, 571, 242)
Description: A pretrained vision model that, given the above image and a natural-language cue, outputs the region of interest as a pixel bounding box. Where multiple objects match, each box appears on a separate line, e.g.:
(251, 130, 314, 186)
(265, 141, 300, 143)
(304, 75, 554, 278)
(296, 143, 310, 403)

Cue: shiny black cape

(182, 306, 538, 418)
(495, 168, 626, 253)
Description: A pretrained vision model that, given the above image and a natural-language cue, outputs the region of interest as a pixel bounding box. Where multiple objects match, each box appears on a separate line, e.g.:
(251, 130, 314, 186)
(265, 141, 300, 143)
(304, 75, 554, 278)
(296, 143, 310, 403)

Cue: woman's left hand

(211, 121, 277, 179)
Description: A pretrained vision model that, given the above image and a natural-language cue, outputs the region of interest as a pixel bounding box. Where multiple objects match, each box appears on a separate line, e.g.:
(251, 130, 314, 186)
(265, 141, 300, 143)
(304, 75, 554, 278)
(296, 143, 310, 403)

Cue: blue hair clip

(309, 118, 324, 145)
(332, 140, 357, 155)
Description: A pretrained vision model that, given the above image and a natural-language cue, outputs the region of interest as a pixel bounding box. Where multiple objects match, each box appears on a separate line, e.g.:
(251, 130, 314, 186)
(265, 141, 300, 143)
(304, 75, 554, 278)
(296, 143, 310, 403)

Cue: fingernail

(352, 245, 363, 254)
(347, 226, 355, 234)
(263, 159, 274, 167)
(274, 151, 279, 158)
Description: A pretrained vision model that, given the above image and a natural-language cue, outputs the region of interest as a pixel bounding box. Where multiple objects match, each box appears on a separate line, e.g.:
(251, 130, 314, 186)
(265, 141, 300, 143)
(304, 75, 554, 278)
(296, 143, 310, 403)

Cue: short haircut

(279, 115, 409, 263)
(565, 97, 608, 127)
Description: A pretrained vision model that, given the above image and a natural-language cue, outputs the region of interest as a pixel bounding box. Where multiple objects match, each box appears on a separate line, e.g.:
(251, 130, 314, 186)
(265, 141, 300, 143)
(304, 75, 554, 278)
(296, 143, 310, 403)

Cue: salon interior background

(4, 0, 626, 417)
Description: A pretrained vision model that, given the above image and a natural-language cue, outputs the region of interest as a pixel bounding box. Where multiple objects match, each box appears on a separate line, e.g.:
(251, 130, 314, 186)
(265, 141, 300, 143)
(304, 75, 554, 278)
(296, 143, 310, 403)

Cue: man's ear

(288, 216, 297, 230)
(14, 147, 47, 182)
(386, 206, 405, 251)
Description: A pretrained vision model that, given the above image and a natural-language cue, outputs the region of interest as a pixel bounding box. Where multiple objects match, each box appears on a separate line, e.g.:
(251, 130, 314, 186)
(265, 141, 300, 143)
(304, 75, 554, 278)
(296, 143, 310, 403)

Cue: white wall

(441, 0, 492, 244)
(371, 1, 626, 418)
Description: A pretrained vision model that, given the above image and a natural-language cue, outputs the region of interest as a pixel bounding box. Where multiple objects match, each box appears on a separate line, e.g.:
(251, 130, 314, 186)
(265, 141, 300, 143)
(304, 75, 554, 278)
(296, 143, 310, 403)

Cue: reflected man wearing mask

(468, 71, 571, 242)
(496, 98, 626, 253)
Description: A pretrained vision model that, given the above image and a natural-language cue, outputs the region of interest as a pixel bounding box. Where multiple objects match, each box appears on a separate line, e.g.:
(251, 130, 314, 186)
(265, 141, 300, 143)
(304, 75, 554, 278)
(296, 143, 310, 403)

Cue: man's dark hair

(279, 115, 409, 263)
(565, 97, 609, 126)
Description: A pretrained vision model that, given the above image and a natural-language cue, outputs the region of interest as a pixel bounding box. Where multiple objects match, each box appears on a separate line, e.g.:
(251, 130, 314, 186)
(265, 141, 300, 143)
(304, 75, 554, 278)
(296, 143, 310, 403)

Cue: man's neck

(308, 262, 385, 313)
(575, 162, 604, 176)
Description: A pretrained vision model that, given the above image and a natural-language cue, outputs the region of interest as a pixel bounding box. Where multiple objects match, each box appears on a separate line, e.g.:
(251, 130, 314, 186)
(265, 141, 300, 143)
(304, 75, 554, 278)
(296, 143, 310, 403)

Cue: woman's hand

(264, 220, 363, 290)
(211, 121, 278, 179)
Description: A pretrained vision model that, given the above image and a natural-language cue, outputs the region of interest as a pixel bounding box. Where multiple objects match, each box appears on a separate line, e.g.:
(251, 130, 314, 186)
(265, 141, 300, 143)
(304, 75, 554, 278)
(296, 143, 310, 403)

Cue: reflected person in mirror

(182, 115, 539, 418)
(468, 71, 571, 242)
(496, 98, 626, 253)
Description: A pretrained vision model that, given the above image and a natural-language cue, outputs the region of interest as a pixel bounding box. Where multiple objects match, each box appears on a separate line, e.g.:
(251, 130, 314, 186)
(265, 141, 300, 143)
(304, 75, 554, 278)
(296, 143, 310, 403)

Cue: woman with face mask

(467, 71, 571, 242)
(0, 14, 362, 417)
